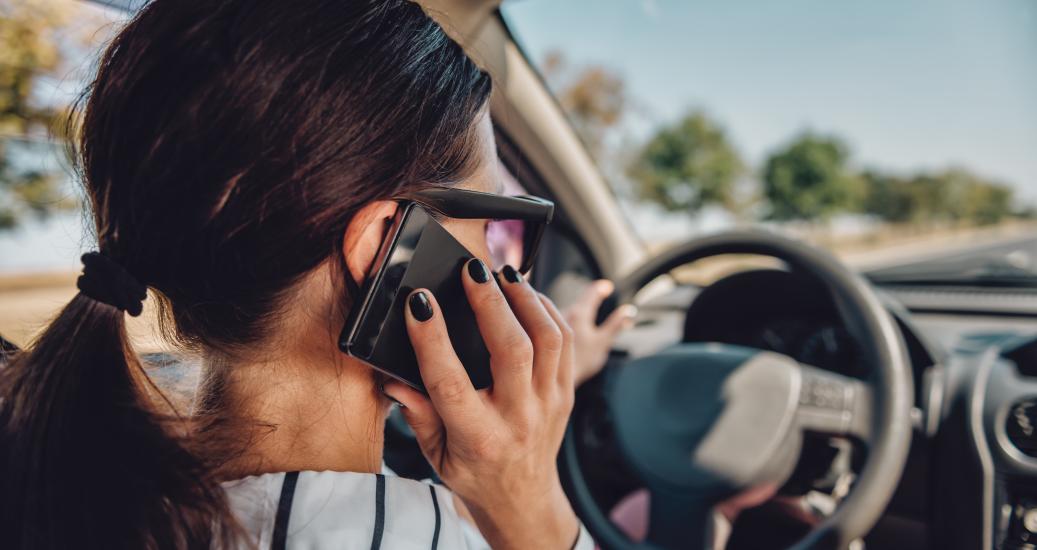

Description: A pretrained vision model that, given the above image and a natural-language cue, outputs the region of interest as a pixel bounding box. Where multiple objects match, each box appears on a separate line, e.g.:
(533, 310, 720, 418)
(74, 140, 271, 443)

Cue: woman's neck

(200, 266, 389, 480)
(208, 358, 387, 479)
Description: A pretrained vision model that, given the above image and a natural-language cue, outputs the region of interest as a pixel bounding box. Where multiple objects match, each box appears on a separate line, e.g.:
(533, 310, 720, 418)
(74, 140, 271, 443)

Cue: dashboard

(679, 269, 936, 392)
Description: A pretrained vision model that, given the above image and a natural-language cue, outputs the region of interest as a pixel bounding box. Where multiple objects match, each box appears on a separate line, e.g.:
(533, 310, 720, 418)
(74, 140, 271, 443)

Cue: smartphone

(338, 203, 492, 393)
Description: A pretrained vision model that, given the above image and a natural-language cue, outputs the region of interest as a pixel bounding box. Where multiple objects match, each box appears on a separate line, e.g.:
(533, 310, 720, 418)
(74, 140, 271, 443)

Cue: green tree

(0, 0, 90, 230)
(965, 179, 1013, 225)
(939, 168, 1014, 225)
(860, 170, 916, 223)
(762, 133, 860, 222)
(861, 167, 1016, 226)
(627, 111, 745, 216)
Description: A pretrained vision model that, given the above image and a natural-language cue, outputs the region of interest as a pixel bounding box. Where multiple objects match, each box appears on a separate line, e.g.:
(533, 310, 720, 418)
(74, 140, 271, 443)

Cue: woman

(0, 1, 633, 548)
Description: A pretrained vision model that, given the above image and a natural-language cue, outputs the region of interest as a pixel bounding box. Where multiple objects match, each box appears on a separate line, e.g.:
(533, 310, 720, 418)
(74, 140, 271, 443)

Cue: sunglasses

(406, 187, 554, 274)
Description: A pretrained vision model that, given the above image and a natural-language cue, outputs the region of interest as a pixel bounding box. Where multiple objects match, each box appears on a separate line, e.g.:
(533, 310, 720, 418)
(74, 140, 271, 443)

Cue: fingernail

(380, 384, 405, 408)
(467, 258, 491, 284)
(409, 291, 433, 322)
(501, 265, 523, 284)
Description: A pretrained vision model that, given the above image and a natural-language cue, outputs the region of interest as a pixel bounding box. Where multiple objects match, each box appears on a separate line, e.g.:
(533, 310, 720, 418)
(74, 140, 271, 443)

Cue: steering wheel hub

(609, 344, 805, 499)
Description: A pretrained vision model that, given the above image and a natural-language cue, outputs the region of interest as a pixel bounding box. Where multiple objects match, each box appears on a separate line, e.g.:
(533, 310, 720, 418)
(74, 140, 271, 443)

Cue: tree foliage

(628, 111, 744, 215)
(540, 50, 627, 161)
(862, 168, 1015, 226)
(0, 0, 90, 230)
(762, 133, 861, 222)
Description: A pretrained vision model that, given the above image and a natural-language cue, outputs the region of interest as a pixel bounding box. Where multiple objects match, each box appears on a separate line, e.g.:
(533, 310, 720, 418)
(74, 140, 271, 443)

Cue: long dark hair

(0, 0, 491, 548)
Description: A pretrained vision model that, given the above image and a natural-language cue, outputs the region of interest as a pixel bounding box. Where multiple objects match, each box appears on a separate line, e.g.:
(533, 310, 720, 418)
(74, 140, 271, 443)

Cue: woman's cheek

(440, 218, 494, 267)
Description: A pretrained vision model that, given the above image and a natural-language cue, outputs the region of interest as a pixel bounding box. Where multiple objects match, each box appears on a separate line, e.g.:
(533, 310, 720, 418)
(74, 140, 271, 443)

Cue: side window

(495, 138, 601, 310)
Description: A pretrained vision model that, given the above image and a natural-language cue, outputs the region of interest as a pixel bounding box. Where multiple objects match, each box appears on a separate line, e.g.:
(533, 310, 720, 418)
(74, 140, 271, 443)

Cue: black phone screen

(343, 205, 492, 393)
(348, 206, 426, 360)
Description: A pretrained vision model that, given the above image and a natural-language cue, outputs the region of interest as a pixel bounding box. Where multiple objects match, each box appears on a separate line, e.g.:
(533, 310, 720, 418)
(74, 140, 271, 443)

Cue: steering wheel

(560, 230, 913, 550)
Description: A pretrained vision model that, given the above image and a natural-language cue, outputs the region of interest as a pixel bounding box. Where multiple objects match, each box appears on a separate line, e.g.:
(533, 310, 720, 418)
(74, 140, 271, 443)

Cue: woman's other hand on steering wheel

(382, 260, 579, 550)
(564, 279, 637, 385)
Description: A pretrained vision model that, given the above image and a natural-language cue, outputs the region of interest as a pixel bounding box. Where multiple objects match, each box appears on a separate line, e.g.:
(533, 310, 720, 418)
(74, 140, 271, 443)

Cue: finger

(462, 259, 533, 400)
(537, 293, 575, 393)
(600, 304, 638, 340)
(405, 289, 486, 429)
(382, 381, 446, 464)
(566, 279, 615, 325)
(496, 266, 564, 396)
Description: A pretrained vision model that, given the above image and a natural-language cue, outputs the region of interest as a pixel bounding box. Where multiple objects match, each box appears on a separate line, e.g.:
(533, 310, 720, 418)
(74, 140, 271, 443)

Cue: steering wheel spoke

(796, 364, 873, 442)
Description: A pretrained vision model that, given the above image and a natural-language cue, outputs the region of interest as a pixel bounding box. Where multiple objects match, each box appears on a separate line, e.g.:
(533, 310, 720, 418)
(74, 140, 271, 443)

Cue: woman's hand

(564, 280, 637, 385)
(382, 260, 579, 550)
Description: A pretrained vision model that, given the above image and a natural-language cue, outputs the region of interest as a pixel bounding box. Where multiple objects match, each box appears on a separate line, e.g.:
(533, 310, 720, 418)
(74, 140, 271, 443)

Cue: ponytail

(0, 293, 235, 549)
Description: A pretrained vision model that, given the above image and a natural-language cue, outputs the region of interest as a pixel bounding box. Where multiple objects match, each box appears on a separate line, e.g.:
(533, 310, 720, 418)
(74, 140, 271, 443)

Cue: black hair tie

(77, 252, 147, 317)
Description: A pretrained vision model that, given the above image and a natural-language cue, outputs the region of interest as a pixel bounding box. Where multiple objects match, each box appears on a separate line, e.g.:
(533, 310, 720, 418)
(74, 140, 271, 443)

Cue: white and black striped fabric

(223, 470, 594, 550)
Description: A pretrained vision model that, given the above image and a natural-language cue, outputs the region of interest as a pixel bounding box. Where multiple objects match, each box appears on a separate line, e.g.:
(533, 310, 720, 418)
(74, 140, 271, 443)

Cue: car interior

(398, 3, 1037, 549)
(7, 1, 1037, 549)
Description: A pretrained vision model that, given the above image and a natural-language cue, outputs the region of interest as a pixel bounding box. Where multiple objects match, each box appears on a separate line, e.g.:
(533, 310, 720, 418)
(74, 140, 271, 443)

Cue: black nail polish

(467, 258, 491, 284)
(501, 265, 523, 284)
(409, 291, 434, 321)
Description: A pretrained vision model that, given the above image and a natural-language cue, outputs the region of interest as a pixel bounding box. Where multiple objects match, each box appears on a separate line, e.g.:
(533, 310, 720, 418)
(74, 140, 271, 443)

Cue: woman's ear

(342, 200, 399, 286)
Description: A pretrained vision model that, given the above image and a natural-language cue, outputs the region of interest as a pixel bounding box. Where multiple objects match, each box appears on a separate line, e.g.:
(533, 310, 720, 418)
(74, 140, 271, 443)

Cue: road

(866, 233, 1037, 280)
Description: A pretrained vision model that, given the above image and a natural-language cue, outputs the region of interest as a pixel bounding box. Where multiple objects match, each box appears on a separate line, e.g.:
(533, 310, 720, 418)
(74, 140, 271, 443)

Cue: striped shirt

(224, 471, 594, 549)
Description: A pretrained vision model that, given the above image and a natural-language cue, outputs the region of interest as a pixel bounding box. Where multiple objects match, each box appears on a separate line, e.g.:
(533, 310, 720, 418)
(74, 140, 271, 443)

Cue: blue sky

(502, 0, 1037, 198)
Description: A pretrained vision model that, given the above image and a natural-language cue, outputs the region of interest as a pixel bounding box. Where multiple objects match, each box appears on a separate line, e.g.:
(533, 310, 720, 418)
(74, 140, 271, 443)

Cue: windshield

(502, 0, 1037, 286)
